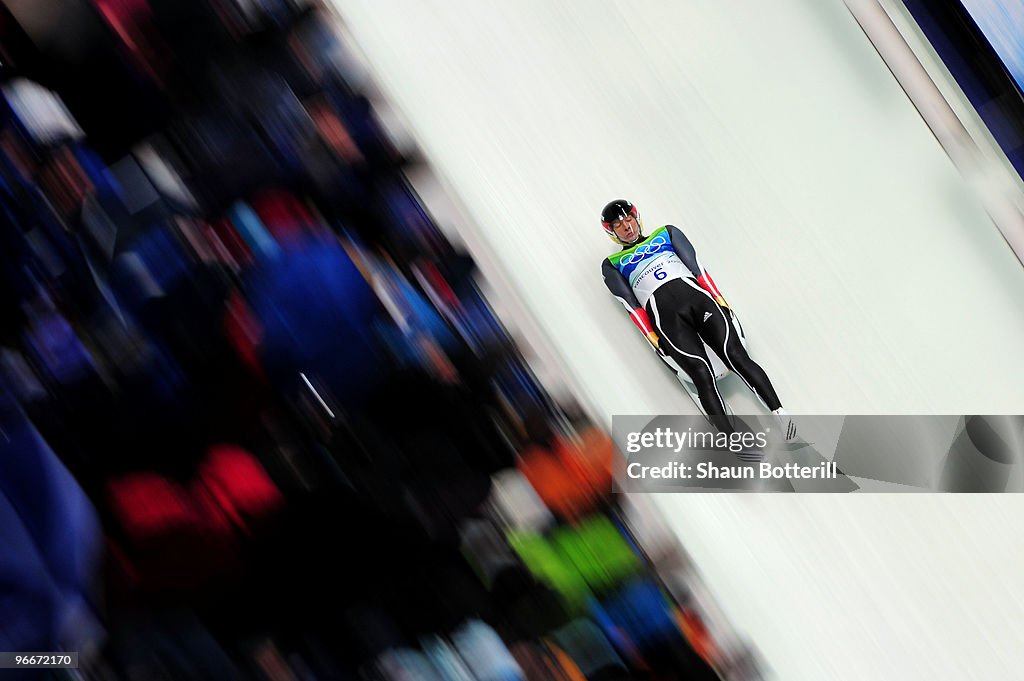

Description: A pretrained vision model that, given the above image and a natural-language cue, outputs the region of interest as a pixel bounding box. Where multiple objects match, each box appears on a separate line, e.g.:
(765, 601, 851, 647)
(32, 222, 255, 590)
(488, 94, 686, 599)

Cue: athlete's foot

(771, 408, 798, 442)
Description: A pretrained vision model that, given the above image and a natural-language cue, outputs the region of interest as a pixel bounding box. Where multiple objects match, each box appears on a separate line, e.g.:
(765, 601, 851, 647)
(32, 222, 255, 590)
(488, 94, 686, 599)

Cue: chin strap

(614, 232, 645, 247)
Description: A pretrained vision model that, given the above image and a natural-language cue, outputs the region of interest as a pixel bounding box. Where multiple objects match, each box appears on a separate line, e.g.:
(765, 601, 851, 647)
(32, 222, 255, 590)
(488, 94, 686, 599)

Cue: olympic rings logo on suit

(619, 235, 668, 267)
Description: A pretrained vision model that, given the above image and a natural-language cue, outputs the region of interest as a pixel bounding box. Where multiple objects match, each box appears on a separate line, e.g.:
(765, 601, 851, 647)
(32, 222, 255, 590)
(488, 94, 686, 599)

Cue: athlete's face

(612, 214, 641, 244)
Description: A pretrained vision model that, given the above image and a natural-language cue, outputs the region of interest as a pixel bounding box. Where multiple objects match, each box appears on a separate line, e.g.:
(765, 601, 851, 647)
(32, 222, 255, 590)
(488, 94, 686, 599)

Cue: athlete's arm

(602, 258, 660, 349)
(665, 225, 730, 309)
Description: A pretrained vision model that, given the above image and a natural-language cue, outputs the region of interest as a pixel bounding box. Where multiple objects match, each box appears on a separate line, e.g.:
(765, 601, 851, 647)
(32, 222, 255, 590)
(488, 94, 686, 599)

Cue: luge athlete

(599, 199, 796, 439)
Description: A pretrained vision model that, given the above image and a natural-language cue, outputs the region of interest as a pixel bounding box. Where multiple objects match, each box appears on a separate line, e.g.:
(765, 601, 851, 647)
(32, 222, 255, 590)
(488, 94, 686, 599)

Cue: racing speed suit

(601, 225, 783, 426)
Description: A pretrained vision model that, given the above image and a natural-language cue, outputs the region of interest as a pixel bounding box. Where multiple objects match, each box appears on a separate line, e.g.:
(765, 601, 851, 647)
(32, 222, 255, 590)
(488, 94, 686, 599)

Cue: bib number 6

(653, 266, 667, 281)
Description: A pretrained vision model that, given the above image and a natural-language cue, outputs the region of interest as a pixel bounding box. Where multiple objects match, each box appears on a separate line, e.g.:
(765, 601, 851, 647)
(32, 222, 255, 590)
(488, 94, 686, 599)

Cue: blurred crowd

(0, 1, 754, 680)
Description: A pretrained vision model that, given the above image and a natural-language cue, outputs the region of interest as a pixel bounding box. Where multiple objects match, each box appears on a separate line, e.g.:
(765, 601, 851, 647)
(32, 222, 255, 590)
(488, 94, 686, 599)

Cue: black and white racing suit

(601, 225, 782, 428)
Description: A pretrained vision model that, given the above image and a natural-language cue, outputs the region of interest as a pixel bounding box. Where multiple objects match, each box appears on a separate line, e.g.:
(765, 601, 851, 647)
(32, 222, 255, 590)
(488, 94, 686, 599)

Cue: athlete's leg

(646, 289, 733, 433)
(685, 281, 784, 411)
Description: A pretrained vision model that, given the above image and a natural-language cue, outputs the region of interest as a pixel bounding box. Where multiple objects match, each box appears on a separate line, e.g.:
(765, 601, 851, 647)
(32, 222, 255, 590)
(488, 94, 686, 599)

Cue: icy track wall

(332, 1, 1024, 680)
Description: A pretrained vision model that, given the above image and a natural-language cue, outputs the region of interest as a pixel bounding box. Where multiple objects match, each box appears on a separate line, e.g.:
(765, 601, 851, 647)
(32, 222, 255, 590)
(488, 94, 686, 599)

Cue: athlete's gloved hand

(645, 330, 661, 352)
(697, 272, 730, 311)
(650, 335, 671, 362)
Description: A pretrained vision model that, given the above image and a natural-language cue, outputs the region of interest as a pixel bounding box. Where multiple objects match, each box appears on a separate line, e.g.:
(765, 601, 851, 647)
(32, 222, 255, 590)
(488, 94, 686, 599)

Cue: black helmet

(601, 199, 642, 244)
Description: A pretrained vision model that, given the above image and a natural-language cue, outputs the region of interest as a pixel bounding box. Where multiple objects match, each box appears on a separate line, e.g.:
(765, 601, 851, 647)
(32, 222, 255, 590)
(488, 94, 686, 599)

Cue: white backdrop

(332, 1, 1024, 678)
